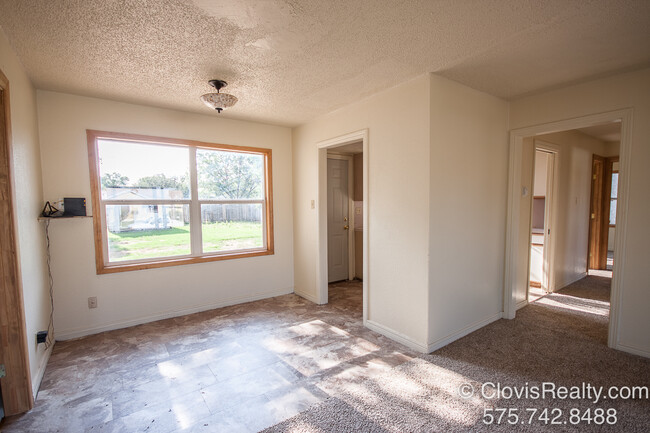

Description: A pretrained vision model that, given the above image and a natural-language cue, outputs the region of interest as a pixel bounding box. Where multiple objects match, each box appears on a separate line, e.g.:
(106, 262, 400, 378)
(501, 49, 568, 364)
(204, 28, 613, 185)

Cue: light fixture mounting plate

(208, 79, 228, 91)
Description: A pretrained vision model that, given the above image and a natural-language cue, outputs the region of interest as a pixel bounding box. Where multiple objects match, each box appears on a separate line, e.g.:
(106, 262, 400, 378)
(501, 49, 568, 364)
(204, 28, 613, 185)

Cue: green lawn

(108, 222, 262, 261)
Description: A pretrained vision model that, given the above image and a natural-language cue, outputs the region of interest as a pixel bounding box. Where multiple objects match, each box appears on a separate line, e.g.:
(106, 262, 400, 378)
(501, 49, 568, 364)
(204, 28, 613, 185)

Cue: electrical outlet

(88, 296, 98, 309)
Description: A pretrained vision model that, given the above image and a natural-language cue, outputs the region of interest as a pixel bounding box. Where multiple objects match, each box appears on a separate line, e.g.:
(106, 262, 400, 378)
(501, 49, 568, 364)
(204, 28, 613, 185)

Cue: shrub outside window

(87, 130, 273, 274)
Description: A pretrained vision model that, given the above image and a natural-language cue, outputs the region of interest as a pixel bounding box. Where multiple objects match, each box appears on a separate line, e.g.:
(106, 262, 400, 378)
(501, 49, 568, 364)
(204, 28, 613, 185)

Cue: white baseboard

(516, 299, 528, 310)
(294, 289, 320, 304)
(427, 312, 503, 353)
(32, 342, 54, 398)
(615, 342, 650, 359)
(56, 286, 293, 340)
(365, 319, 428, 353)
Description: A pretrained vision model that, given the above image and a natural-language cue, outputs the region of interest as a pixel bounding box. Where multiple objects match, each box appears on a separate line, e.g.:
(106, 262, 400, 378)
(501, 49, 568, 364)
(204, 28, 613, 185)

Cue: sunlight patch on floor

(534, 294, 609, 316)
(588, 269, 612, 277)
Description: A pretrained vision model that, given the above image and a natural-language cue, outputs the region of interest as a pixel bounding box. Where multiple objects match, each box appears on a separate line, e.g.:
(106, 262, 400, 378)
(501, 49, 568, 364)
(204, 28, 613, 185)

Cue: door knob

(344, 225, 349, 230)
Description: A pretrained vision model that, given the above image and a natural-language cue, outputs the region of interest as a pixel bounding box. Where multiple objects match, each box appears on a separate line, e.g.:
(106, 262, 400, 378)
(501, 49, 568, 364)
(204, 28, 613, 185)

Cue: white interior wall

(608, 149, 620, 252)
(427, 75, 508, 351)
(603, 141, 620, 158)
(36, 91, 294, 339)
(515, 138, 535, 307)
(510, 67, 650, 357)
(0, 30, 51, 395)
(292, 75, 431, 350)
(529, 151, 548, 285)
(533, 151, 548, 196)
(353, 153, 363, 280)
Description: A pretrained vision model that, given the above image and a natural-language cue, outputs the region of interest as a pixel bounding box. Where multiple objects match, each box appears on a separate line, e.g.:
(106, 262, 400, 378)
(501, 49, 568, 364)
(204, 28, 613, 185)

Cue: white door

(541, 151, 555, 292)
(327, 158, 349, 282)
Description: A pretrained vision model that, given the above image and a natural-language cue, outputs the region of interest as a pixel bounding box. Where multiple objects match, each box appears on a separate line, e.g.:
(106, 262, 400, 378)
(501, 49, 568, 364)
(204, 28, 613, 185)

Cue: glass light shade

(200, 92, 238, 111)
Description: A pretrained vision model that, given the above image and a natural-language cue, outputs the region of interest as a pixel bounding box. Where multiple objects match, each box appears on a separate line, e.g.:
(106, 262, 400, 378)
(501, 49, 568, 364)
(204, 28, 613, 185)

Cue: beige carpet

(262, 276, 650, 432)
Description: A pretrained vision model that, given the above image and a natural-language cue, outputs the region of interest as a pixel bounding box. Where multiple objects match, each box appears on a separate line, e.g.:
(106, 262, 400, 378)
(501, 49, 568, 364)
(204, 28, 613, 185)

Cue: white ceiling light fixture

(200, 79, 238, 113)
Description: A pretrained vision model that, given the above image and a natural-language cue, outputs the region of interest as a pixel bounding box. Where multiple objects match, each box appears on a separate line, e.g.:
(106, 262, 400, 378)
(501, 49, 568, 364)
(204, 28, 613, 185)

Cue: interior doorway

(528, 145, 556, 302)
(505, 111, 628, 350)
(317, 130, 368, 322)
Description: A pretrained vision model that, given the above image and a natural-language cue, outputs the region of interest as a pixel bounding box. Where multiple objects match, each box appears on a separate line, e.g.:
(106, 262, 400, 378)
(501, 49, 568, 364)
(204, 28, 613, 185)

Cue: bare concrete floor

(1, 280, 415, 433)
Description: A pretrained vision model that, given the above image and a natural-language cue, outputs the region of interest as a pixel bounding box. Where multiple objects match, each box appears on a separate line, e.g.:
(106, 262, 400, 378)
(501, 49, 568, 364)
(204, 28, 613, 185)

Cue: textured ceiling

(1, 0, 649, 126)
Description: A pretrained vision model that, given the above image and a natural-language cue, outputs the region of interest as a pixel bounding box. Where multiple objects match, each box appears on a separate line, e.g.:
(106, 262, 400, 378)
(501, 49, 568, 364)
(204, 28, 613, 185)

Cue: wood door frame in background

(588, 154, 606, 270)
(0, 69, 34, 415)
(317, 129, 369, 324)
(326, 153, 355, 281)
(601, 156, 619, 267)
(505, 109, 632, 352)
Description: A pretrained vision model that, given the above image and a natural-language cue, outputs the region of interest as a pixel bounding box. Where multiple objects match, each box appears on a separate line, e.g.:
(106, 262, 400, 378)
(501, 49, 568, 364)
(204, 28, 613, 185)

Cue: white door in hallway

(327, 158, 349, 282)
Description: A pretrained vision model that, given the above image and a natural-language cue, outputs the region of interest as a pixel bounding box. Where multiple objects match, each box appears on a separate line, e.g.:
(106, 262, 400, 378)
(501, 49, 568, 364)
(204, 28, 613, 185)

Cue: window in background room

(87, 131, 273, 274)
(609, 171, 618, 226)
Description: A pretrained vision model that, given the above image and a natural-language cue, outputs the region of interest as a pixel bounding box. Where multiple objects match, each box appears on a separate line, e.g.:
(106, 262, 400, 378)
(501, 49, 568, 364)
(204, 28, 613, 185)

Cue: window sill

(97, 248, 274, 274)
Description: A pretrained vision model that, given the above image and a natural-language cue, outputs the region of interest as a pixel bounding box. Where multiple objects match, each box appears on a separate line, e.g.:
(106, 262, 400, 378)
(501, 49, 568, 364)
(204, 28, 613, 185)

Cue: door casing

(0, 69, 34, 415)
(504, 109, 632, 351)
(316, 129, 369, 323)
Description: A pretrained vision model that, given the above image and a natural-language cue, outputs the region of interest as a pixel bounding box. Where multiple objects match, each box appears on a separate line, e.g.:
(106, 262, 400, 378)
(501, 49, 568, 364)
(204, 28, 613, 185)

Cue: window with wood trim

(609, 171, 618, 226)
(87, 130, 273, 274)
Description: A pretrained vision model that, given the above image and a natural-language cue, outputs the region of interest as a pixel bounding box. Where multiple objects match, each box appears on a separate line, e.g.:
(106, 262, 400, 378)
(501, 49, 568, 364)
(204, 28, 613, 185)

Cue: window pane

(201, 204, 263, 253)
(197, 149, 264, 200)
(98, 140, 190, 200)
(106, 204, 190, 261)
(609, 199, 617, 225)
(611, 172, 619, 199)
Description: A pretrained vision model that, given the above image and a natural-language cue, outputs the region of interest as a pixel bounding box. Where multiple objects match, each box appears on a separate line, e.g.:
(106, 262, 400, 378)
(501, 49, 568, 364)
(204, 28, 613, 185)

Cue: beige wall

(353, 153, 363, 279)
(603, 140, 620, 158)
(533, 151, 548, 197)
(428, 75, 509, 350)
(515, 138, 535, 306)
(510, 67, 650, 357)
(353, 153, 363, 201)
(292, 75, 431, 349)
(292, 73, 509, 352)
(0, 30, 51, 395)
(36, 91, 294, 339)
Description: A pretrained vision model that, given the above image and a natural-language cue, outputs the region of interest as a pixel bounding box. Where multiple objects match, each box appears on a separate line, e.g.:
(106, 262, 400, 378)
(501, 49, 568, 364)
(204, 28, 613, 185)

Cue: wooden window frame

(609, 169, 619, 227)
(87, 130, 274, 274)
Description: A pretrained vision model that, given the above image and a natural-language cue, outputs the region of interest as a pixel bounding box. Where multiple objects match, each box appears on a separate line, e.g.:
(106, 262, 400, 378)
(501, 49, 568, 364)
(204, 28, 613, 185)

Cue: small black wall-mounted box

(64, 197, 86, 216)
(36, 330, 48, 344)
